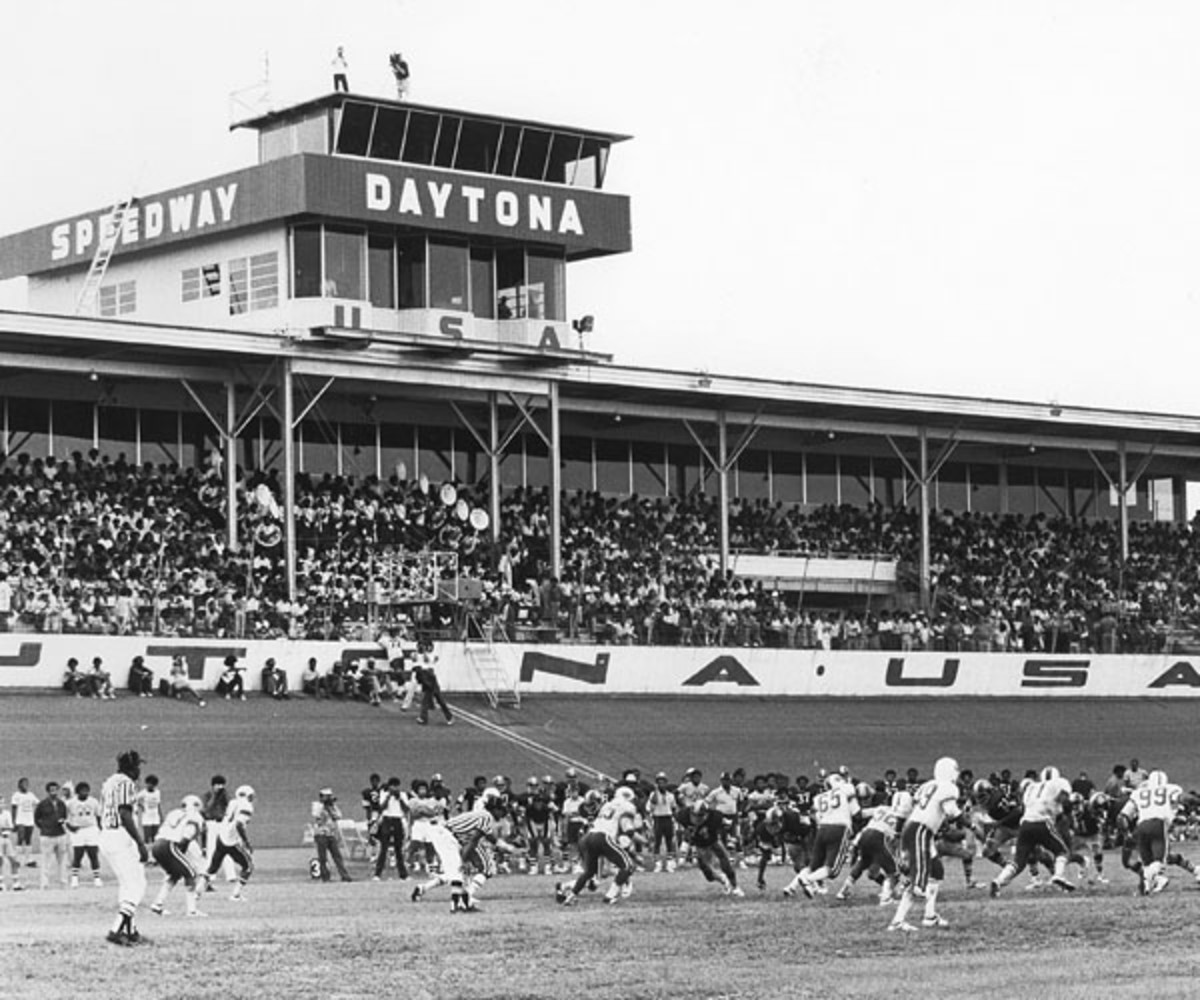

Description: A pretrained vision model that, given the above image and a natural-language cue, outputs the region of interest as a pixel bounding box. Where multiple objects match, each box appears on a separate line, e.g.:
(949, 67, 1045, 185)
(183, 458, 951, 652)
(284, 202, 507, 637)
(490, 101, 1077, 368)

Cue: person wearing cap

(647, 772, 680, 873)
(98, 749, 150, 946)
(311, 789, 353, 882)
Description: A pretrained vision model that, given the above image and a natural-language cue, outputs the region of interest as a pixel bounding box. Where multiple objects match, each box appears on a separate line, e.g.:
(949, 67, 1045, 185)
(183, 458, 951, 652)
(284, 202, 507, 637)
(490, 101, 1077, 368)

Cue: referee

(99, 749, 150, 946)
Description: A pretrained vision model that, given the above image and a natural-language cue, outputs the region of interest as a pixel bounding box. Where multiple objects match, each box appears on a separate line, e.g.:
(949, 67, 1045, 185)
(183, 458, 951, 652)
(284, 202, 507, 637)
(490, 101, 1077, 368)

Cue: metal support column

(281, 359, 297, 605)
(488, 392, 501, 546)
(1118, 441, 1129, 564)
(548, 381, 562, 580)
(225, 381, 238, 551)
(918, 427, 931, 612)
(717, 411, 730, 575)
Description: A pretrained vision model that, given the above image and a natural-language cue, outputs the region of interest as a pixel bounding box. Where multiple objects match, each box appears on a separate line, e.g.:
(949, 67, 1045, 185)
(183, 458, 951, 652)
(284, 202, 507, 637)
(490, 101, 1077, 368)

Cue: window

(229, 252, 278, 314)
(469, 247, 494, 318)
(428, 240, 468, 310)
(182, 264, 221, 302)
(397, 235, 426, 307)
(323, 229, 363, 299)
(335, 101, 375, 156)
(496, 247, 525, 317)
(99, 281, 136, 316)
(525, 250, 564, 321)
(368, 235, 396, 309)
(293, 225, 322, 299)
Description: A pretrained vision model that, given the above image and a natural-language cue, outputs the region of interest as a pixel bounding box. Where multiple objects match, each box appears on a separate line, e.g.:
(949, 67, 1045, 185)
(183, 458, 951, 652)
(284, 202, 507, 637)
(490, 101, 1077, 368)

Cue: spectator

(63, 657, 91, 697)
(301, 656, 328, 699)
(90, 657, 116, 700)
(168, 655, 207, 708)
(127, 655, 155, 697)
(415, 643, 453, 726)
(262, 657, 290, 700)
(216, 655, 246, 700)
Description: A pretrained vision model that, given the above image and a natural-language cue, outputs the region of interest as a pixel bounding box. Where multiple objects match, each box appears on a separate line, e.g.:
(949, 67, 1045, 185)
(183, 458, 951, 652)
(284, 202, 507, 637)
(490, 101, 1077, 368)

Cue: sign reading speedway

(3, 638, 1200, 697)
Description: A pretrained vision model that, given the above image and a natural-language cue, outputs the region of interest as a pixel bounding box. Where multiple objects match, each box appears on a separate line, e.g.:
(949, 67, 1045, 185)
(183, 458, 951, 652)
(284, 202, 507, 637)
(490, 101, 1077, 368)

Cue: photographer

(311, 788, 353, 882)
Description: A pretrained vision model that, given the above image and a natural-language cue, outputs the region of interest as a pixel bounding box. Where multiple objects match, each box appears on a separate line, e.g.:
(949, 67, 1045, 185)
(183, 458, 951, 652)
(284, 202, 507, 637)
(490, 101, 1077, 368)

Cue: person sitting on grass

(90, 657, 116, 700)
(168, 655, 206, 708)
(127, 655, 155, 697)
(216, 655, 246, 700)
(63, 657, 93, 697)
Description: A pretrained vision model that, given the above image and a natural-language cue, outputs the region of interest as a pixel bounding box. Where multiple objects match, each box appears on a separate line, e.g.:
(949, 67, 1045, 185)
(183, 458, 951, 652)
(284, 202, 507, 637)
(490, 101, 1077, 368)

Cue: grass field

(2, 691, 1199, 999)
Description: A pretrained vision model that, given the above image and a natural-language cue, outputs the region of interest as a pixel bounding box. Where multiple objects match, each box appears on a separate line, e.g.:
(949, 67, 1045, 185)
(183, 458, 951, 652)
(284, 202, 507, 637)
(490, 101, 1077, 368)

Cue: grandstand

(1, 88, 1200, 669)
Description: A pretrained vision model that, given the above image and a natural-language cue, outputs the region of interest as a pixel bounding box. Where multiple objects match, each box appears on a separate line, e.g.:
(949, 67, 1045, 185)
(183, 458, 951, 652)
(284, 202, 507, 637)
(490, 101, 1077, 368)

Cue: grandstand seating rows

(0, 450, 1191, 653)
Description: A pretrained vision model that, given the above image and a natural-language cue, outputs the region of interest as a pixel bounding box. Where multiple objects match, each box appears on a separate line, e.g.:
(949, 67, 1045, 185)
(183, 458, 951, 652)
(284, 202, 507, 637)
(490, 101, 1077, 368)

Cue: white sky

(3, 1, 1200, 414)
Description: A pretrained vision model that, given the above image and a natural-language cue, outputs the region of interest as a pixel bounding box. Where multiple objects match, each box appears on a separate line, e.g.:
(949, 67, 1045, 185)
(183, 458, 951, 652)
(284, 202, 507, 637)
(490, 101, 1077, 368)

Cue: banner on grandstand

(4, 637, 1200, 698)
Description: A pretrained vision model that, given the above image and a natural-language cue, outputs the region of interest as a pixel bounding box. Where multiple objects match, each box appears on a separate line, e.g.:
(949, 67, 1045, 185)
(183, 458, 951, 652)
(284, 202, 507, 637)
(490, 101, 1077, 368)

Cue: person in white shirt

(11, 777, 39, 871)
(332, 46, 349, 92)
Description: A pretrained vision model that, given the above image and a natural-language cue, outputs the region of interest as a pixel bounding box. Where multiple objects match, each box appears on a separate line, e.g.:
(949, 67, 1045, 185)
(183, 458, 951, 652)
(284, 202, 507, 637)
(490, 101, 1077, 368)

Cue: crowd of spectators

(0, 448, 1196, 654)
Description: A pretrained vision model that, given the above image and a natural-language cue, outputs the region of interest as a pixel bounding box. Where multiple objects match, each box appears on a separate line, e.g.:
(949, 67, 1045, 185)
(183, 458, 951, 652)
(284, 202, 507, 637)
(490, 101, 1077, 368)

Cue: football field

(1, 691, 1198, 999)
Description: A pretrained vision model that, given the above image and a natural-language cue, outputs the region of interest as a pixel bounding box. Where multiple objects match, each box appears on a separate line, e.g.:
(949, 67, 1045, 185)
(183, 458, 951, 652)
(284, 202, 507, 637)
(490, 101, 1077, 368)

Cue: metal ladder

(75, 196, 135, 316)
(463, 612, 520, 709)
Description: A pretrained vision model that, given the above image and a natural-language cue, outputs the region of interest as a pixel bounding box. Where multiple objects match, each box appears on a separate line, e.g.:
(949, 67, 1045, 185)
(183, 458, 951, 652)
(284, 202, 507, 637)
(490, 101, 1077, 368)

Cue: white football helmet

(1040, 766, 1060, 783)
(972, 779, 992, 802)
(614, 785, 636, 803)
(181, 794, 203, 813)
(934, 757, 960, 784)
(1147, 770, 1168, 788)
(236, 784, 255, 801)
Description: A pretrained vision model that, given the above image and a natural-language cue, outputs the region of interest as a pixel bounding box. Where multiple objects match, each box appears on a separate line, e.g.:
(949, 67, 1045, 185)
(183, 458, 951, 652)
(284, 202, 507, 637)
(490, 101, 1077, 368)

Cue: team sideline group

(3, 752, 1195, 943)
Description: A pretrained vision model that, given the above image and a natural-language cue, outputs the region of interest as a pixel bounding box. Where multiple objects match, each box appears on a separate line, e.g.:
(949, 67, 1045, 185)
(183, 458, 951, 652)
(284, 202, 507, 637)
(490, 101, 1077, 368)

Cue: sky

(3, 1, 1200, 415)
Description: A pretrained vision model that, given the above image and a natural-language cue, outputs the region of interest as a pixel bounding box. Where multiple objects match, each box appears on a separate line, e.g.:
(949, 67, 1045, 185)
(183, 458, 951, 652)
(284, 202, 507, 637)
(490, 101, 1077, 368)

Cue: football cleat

(150, 904, 166, 916)
(989, 882, 1000, 898)
(835, 886, 850, 901)
(921, 914, 949, 928)
(782, 885, 796, 899)
(1050, 875, 1076, 893)
(1150, 875, 1170, 895)
(106, 931, 132, 947)
(887, 921, 918, 933)
(730, 886, 745, 898)
(620, 883, 633, 899)
(411, 885, 425, 903)
(798, 879, 815, 900)
(878, 893, 894, 906)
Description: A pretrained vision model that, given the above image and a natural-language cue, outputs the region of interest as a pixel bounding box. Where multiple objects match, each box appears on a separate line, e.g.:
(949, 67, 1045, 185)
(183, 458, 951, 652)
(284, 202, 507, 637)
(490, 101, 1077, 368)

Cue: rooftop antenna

(229, 50, 272, 125)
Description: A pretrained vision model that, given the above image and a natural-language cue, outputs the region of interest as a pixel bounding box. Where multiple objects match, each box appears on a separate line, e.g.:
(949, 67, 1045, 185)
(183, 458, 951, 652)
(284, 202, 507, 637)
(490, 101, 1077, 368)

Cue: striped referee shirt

(100, 773, 137, 830)
(447, 810, 497, 846)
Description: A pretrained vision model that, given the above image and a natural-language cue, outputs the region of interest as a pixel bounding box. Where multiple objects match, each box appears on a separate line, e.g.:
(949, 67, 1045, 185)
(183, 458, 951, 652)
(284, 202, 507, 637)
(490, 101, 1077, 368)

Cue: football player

(784, 772, 860, 899)
(888, 756, 961, 932)
(689, 800, 745, 897)
(1120, 769, 1193, 894)
(149, 795, 207, 917)
(989, 766, 1076, 897)
(202, 785, 255, 901)
(556, 785, 641, 906)
(836, 780, 913, 905)
(1067, 792, 1109, 885)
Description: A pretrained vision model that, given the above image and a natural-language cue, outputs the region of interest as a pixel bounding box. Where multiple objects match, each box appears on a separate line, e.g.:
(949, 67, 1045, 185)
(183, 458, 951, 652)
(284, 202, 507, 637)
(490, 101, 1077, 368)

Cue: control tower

(0, 92, 632, 357)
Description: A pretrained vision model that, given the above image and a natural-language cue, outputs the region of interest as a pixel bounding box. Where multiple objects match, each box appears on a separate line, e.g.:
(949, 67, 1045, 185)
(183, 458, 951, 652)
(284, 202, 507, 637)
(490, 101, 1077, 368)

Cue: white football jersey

(1021, 777, 1072, 823)
(218, 798, 254, 846)
(158, 807, 204, 846)
(591, 798, 638, 837)
(909, 780, 961, 833)
(867, 788, 914, 835)
(812, 783, 860, 828)
(1127, 782, 1183, 824)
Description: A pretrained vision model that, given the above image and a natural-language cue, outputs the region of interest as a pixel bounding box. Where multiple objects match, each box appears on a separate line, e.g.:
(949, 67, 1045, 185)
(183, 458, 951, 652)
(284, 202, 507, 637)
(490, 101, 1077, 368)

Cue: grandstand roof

(2, 307, 1199, 462)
